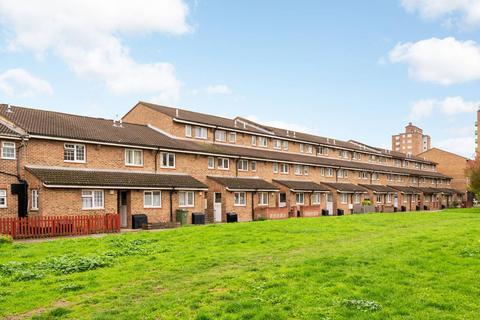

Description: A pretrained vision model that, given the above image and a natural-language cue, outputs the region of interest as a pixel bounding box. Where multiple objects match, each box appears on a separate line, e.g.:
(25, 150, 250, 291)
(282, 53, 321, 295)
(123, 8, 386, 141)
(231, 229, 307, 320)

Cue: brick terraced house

(0, 102, 466, 227)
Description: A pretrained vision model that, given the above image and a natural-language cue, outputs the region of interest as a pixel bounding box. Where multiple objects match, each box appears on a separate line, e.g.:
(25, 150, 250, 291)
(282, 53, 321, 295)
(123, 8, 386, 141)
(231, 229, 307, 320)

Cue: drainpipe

(154, 148, 160, 173)
(169, 189, 174, 222)
(235, 158, 239, 177)
(335, 168, 340, 182)
(251, 191, 256, 221)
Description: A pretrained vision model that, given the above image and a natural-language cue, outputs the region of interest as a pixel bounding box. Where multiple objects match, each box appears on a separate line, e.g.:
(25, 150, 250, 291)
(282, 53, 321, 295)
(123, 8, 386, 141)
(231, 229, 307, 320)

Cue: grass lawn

(0, 209, 479, 319)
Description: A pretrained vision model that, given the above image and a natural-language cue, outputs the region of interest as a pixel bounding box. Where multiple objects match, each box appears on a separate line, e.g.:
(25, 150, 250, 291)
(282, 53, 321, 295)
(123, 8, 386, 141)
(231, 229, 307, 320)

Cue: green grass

(1, 209, 479, 319)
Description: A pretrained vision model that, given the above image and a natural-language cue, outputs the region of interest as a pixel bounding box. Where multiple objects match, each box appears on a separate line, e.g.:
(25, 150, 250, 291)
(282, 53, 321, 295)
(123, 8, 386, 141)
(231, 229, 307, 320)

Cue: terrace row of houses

(0, 102, 465, 227)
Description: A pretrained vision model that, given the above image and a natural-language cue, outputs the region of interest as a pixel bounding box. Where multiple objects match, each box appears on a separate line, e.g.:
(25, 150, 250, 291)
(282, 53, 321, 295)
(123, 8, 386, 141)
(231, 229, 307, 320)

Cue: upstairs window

(318, 147, 329, 155)
(300, 144, 304, 153)
(217, 158, 229, 170)
(274, 139, 282, 149)
(160, 152, 175, 168)
(358, 172, 368, 180)
(372, 173, 379, 180)
(215, 130, 226, 142)
(251, 161, 257, 172)
(273, 162, 279, 173)
(1, 141, 16, 159)
(280, 163, 289, 174)
(185, 125, 192, 137)
(325, 168, 334, 177)
(238, 159, 249, 171)
(304, 166, 309, 176)
(208, 156, 215, 169)
(305, 145, 313, 154)
(352, 152, 361, 160)
(338, 169, 348, 178)
(125, 149, 143, 166)
(283, 141, 289, 151)
(251, 136, 257, 146)
(295, 165, 303, 176)
(64, 144, 85, 163)
(339, 150, 349, 159)
(387, 174, 393, 181)
(258, 137, 268, 148)
(195, 127, 208, 139)
(229, 132, 237, 143)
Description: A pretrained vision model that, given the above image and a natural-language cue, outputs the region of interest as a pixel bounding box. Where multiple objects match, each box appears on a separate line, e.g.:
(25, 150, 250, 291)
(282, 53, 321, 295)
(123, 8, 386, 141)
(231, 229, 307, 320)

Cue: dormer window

(125, 149, 143, 166)
(274, 139, 282, 149)
(305, 145, 312, 154)
(283, 141, 289, 151)
(64, 143, 85, 163)
(251, 136, 257, 146)
(339, 150, 349, 159)
(318, 147, 329, 155)
(300, 144, 304, 153)
(258, 137, 268, 148)
(195, 127, 208, 139)
(215, 130, 226, 142)
(229, 132, 236, 143)
(185, 125, 192, 137)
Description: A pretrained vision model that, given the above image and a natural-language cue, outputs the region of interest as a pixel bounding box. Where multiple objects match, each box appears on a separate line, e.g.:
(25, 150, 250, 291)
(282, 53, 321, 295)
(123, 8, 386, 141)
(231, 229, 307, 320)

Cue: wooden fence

(0, 214, 120, 239)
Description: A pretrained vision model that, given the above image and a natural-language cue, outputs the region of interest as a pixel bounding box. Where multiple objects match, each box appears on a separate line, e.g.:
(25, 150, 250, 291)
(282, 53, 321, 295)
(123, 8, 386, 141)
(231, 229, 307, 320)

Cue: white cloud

(389, 37, 480, 85)
(205, 84, 232, 95)
(436, 136, 475, 158)
(409, 99, 436, 120)
(0, 0, 190, 103)
(409, 96, 479, 120)
(0, 68, 53, 97)
(245, 115, 316, 134)
(401, 0, 480, 28)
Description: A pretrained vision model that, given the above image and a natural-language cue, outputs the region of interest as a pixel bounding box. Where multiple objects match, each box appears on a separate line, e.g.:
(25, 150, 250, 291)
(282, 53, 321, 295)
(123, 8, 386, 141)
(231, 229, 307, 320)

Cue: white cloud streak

(389, 37, 480, 85)
(0, 68, 53, 97)
(0, 0, 191, 103)
(409, 96, 479, 120)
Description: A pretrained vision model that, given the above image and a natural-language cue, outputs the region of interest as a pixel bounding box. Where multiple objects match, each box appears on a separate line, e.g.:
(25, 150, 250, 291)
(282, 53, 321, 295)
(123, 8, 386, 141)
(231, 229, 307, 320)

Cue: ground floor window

(234, 192, 246, 206)
(311, 193, 320, 205)
(376, 194, 382, 203)
(144, 191, 161, 208)
(0, 189, 6, 208)
(31, 190, 39, 210)
(258, 192, 269, 206)
(179, 191, 194, 207)
(386, 194, 392, 203)
(341, 194, 349, 204)
(424, 195, 430, 203)
(82, 190, 104, 209)
(353, 193, 361, 204)
(296, 193, 304, 205)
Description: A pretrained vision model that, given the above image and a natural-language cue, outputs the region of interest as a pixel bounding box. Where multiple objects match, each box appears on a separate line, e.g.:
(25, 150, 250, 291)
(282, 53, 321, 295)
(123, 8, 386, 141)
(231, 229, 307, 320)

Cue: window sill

(160, 166, 176, 169)
(144, 206, 162, 209)
(82, 208, 105, 210)
(179, 205, 195, 208)
(234, 204, 246, 207)
(1, 157, 16, 160)
(125, 164, 144, 167)
(64, 160, 86, 164)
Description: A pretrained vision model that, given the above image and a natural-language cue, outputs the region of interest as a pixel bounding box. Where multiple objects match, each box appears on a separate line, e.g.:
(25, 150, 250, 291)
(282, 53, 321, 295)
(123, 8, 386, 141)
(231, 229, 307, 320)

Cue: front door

(394, 194, 398, 208)
(214, 193, 222, 222)
(119, 191, 128, 228)
(279, 193, 287, 208)
(326, 193, 333, 215)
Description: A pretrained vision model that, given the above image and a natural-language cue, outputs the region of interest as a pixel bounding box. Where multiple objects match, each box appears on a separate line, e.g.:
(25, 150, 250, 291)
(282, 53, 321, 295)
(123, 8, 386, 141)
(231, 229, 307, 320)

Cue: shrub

(42, 255, 113, 275)
(362, 200, 372, 206)
(342, 299, 382, 312)
(14, 270, 44, 281)
(60, 283, 84, 292)
(0, 235, 12, 245)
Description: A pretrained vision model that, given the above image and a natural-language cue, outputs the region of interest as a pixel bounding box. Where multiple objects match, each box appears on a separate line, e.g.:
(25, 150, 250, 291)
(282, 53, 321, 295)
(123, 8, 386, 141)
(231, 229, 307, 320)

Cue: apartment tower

(392, 123, 431, 156)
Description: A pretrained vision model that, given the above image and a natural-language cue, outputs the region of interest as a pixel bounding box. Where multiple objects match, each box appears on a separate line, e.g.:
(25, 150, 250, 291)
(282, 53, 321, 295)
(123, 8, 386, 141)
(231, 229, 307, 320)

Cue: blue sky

(0, 0, 478, 157)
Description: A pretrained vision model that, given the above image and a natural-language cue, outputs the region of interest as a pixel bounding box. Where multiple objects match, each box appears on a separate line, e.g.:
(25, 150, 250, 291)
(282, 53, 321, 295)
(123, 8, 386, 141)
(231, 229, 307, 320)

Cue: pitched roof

(0, 104, 185, 149)
(207, 176, 279, 191)
(0, 122, 21, 137)
(358, 184, 398, 193)
(419, 147, 470, 161)
(26, 166, 208, 189)
(272, 180, 330, 192)
(437, 188, 465, 195)
(387, 185, 421, 194)
(321, 182, 368, 193)
(414, 187, 443, 194)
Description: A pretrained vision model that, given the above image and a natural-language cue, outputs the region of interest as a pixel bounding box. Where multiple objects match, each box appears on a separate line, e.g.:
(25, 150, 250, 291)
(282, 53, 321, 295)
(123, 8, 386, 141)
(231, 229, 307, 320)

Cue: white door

(119, 191, 128, 228)
(326, 193, 333, 215)
(394, 194, 398, 208)
(279, 193, 287, 208)
(214, 193, 222, 222)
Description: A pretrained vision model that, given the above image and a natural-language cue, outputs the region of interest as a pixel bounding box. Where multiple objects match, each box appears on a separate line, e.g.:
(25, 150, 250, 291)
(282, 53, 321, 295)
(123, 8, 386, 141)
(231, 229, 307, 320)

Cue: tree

(466, 159, 480, 198)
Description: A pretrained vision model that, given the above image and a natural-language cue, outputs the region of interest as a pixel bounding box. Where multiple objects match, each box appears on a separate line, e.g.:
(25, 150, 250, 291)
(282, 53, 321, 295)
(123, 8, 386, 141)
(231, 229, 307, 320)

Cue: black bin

(192, 212, 205, 225)
(394, 207, 398, 212)
(226, 212, 238, 223)
(337, 209, 344, 216)
(321, 209, 329, 216)
(401, 206, 406, 212)
(132, 214, 148, 229)
(441, 205, 446, 209)
(424, 205, 429, 210)
(416, 205, 420, 211)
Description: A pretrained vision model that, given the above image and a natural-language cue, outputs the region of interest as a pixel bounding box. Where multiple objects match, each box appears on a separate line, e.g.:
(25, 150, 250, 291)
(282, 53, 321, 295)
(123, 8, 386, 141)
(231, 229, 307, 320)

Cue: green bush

(0, 235, 12, 245)
(41, 255, 113, 275)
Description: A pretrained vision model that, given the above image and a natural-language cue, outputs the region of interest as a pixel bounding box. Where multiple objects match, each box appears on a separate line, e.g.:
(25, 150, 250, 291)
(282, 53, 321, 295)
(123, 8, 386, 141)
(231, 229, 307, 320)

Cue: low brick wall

(300, 205, 321, 217)
(255, 207, 289, 220)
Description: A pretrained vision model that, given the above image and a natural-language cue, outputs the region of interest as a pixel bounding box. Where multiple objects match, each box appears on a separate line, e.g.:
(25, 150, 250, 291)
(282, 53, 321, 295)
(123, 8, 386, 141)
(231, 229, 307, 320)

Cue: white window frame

(295, 164, 303, 176)
(195, 126, 208, 139)
(305, 145, 313, 154)
(311, 193, 320, 205)
(320, 168, 325, 176)
(217, 158, 229, 170)
(125, 149, 143, 166)
(215, 130, 227, 142)
(283, 141, 289, 151)
(341, 194, 349, 204)
(144, 191, 162, 208)
(234, 192, 247, 206)
(353, 194, 361, 204)
(229, 132, 236, 143)
(185, 125, 192, 137)
(160, 152, 176, 168)
(238, 159, 249, 171)
(296, 193, 304, 205)
(179, 191, 195, 207)
(258, 192, 269, 206)
(258, 137, 268, 148)
(386, 194, 392, 203)
(326, 168, 334, 177)
(300, 143, 304, 153)
(208, 156, 215, 169)
(64, 143, 86, 163)
(251, 136, 257, 146)
(31, 189, 39, 210)
(0, 189, 7, 208)
(273, 162, 279, 173)
(273, 139, 282, 150)
(376, 194, 382, 203)
(280, 163, 289, 174)
(318, 147, 328, 155)
(304, 166, 309, 176)
(1, 141, 16, 160)
(251, 161, 257, 172)
(81, 190, 104, 210)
